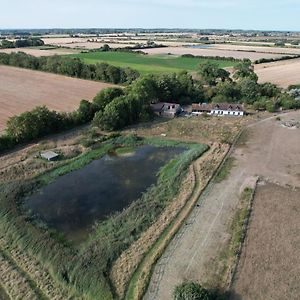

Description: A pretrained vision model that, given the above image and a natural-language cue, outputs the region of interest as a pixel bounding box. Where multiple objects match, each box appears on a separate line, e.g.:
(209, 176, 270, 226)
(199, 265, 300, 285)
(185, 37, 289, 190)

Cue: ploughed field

(231, 182, 300, 300)
(68, 51, 238, 74)
(0, 65, 115, 132)
(25, 145, 184, 243)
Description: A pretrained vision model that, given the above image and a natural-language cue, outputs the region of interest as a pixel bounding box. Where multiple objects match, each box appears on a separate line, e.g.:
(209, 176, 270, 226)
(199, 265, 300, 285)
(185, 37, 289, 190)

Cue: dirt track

(144, 111, 300, 300)
(0, 66, 115, 131)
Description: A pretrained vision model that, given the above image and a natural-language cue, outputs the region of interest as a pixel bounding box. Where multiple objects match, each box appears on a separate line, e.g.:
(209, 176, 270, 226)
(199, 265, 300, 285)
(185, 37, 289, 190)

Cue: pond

(25, 145, 184, 243)
(185, 44, 213, 49)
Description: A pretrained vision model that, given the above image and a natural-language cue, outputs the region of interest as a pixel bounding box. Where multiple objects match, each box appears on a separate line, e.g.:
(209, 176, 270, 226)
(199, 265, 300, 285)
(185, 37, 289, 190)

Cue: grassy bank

(69, 51, 238, 75)
(0, 134, 207, 300)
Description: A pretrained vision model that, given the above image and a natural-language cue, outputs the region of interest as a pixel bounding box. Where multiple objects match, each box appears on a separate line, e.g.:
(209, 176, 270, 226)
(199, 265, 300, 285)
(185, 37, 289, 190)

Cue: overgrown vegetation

(174, 282, 213, 300)
(254, 54, 300, 64)
(0, 38, 44, 49)
(0, 135, 207, 300)
(0, 51, 139, 84)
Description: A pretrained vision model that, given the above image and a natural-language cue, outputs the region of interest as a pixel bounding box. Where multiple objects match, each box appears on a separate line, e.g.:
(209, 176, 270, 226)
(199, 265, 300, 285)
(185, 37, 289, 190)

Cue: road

(144, 111, 300, 300)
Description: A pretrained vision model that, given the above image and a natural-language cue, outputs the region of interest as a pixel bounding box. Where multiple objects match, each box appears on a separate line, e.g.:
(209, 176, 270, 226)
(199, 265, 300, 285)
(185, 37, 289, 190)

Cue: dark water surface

(25, 145, 184, 242)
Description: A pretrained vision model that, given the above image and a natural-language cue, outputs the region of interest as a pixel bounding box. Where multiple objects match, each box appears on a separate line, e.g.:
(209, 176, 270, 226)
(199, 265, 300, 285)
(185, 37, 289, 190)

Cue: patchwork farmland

(0, 65, 115, 132)
(139, 46, 290, 61)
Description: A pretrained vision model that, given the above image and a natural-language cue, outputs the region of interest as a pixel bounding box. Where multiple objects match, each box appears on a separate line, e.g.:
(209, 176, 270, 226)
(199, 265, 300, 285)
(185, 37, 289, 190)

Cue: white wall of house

(211, 110, 244, 116)
(192, 110, 244, 116)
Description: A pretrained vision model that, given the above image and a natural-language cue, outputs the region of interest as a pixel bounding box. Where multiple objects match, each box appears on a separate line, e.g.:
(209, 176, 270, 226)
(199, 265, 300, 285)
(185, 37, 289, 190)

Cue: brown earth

(0, 48, 79, 57)
(144, 111, 300, 300)
(255, 58, 300, 88)
(139, 47, 287, 61)
(211, 43, 300, 55)
(0, 65, 115, 132)
(231, 182, 300, 300)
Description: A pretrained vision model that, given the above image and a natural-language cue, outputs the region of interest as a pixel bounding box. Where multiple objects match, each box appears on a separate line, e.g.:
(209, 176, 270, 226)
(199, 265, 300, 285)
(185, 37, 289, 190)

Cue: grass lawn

(68, 51, 238, 74)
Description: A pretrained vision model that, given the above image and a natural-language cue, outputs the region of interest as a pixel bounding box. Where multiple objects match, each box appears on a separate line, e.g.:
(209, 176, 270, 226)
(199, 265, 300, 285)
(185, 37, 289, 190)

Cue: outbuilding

(40, 150, 59, 161)
(150, 102, 182, 117)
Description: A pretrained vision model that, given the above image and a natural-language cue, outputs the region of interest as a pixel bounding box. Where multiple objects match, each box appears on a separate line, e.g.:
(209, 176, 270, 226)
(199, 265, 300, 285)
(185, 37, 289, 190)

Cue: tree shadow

(211, 289, 243, 300)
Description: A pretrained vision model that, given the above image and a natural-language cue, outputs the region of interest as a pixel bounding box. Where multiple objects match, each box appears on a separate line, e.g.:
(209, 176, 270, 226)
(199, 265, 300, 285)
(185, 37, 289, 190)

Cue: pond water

(25, 145, 184, 243)
(185, 44, 213, 49)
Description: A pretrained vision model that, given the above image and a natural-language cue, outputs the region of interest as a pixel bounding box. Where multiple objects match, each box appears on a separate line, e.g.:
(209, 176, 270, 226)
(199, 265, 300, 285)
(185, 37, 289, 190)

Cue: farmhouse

(40, 150, 59, 161)
(192, 103, 245, 116)
(151, 102, 182, 117)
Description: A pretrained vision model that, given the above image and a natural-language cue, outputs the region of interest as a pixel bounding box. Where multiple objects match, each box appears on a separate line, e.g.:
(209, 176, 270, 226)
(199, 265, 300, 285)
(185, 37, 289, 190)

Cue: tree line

(197, 59, 300, 112)
(0, 52, 140, 84)
(1, 59, 299, 152)
(0, 71, 200, 151)
(0, 38, 44, 49)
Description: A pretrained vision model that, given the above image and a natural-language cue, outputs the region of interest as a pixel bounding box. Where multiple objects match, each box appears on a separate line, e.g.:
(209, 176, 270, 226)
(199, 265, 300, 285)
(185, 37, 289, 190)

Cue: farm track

(144, 110, 300, 300)
(123, 143, 228, 300)
(0, 237, 68, 300)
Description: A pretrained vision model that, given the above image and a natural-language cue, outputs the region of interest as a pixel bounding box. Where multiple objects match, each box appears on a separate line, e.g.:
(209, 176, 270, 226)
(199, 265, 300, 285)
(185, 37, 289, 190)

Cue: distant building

(192, 103, 245, 116)
(40, 150, 59, 161)
(150, 102, 182, 117)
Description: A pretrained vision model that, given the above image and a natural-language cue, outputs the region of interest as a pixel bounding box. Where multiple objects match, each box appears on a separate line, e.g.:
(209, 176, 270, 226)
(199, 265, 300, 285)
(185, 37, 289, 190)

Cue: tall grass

(0, 135, 207, 299)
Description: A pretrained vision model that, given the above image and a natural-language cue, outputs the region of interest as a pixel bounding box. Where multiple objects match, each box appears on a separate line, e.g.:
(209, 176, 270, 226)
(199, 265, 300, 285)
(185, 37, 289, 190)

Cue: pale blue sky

(1, 0, 300, 30)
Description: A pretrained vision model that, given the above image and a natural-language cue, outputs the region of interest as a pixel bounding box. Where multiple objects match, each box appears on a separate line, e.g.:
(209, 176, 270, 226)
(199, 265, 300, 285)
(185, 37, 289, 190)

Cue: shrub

(173, 282, 212, 300)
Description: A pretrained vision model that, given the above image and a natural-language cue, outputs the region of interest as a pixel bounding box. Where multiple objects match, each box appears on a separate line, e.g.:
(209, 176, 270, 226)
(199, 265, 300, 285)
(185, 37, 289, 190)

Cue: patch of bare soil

(0, 127, 88, 182)
(231, 182, 300, 300)
(126, 115, 253, 145)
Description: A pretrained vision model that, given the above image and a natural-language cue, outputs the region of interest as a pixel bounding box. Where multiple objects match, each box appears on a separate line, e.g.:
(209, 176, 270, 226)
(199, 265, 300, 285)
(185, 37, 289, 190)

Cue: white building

(192, 103, 245, 116)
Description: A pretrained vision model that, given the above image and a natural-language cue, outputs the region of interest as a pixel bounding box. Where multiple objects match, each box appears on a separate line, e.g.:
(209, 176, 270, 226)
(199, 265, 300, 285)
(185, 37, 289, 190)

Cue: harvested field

(211, 43, 300, 55)
(139, 47, 287, 61)
(0, 47, 79, 57)
(42, 37, 135, 49)
(255, 58, 300, 88)
(231, 182, 300, 300)
(0, 65, 115, 132)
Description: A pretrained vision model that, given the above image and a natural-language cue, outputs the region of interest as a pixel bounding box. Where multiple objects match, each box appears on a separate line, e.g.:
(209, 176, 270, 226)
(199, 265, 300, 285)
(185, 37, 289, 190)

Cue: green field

(69, 51, 238, 74)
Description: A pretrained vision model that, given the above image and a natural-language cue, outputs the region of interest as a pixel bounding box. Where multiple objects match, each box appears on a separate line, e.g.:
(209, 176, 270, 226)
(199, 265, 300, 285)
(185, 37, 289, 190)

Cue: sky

(1, 0, 300, 31)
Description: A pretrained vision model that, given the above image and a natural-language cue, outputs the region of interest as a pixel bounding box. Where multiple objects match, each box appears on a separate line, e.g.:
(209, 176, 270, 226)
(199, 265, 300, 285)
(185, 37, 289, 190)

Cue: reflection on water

(185, 44, 212, 49)
(25, 145, 184, 242)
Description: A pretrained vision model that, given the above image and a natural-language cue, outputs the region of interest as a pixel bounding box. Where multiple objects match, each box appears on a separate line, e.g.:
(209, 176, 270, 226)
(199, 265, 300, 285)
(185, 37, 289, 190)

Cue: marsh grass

(0, 135, 207, 300)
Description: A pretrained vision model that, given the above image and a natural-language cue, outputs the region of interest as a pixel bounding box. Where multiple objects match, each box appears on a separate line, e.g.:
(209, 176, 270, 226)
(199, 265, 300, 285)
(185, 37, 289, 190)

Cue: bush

(174, 282, 212, 300)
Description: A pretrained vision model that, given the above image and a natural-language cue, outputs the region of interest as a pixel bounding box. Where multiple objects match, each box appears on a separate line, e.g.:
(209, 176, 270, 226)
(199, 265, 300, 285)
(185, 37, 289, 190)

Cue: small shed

(40, 150, 59, 161)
